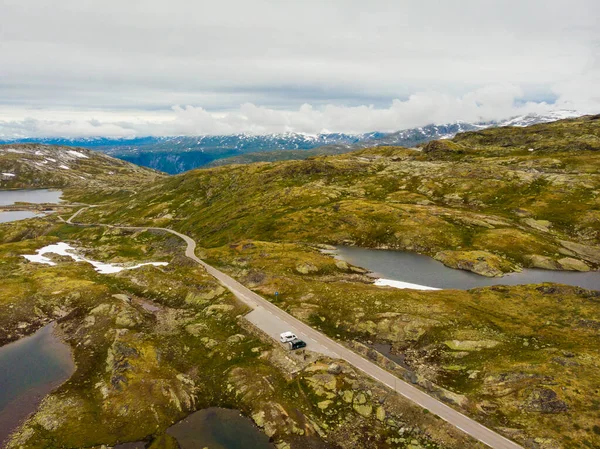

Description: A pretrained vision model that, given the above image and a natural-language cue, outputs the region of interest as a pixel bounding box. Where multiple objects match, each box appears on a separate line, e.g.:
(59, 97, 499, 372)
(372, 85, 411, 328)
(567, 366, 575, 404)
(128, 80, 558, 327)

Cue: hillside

(2, 115, 600, 449)
(1, 134, 373, 174)
(71, 113, 600, 448)
(0, 144, 164, 192)
(205, 145, 357, 167)
(82, 114, 600, 276)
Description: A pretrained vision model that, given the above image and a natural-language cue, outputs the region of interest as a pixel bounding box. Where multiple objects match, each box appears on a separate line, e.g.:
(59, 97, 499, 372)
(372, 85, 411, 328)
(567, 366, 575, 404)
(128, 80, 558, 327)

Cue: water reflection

(167, 408, 273, 449)
(0, 189, 63, 206)
(333, 246, 600, 291)
(0, 323, 75, 444)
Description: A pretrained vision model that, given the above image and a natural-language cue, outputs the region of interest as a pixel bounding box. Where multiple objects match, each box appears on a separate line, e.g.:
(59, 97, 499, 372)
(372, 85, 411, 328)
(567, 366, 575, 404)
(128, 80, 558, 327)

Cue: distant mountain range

(0, 111, 582, 173)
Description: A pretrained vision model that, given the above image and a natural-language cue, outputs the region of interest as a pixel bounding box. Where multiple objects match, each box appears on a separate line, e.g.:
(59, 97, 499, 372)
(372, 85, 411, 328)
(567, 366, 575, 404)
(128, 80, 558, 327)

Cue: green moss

(205, 240, 600, 448)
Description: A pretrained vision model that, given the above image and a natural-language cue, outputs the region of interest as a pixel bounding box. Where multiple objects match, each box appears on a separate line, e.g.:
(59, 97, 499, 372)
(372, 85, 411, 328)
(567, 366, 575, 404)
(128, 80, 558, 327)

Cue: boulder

(557, 257, 590, 272)
(525, 254, 560, 270)
(353, 403, 373, 417)
(342, 390, 354, 403)
(526, 255, 590, 272)
(327, 363, 342, 375)
(295, 262, 319, 274)
(522, 388, 568, 413)
(559, 240, 600, 264)
(335, 260, 349, 271)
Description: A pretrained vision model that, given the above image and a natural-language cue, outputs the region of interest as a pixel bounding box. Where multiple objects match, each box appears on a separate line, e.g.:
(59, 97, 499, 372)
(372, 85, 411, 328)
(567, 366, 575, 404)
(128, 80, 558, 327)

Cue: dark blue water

(0, 323, 75, 443)
(333, 246, 600, 291)
(167, 408, 273, 449)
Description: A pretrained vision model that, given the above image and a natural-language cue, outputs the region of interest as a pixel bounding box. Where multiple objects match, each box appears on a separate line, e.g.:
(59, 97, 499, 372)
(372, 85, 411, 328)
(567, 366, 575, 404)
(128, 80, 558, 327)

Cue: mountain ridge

(0, 111, 582, 173)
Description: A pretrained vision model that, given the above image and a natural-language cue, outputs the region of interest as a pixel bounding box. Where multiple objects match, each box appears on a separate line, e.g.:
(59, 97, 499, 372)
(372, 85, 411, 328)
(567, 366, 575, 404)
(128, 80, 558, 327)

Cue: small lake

(0, 323, 75, 444)
(0, 189, 63, 206)
(0, 189, 63, 224)
(167, 408, 274, 449)
(0, 211, 40, 223)
(332, 246, 600, 291)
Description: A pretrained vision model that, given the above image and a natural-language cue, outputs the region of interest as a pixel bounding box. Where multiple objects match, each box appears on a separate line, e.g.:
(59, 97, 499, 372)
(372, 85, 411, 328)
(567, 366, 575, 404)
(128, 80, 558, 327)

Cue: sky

(1, 0, 599, 137)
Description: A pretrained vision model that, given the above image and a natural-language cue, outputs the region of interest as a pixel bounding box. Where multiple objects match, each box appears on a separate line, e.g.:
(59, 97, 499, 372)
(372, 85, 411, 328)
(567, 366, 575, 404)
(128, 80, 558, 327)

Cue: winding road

(64, 206, 523, 449)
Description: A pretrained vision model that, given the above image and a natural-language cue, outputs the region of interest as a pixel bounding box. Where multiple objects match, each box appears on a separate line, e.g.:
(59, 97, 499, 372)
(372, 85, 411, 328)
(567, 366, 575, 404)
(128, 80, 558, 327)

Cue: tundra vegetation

(80, 115, 600, 278)
(0, 217, 475, 449)
(1, 115, 599, 449)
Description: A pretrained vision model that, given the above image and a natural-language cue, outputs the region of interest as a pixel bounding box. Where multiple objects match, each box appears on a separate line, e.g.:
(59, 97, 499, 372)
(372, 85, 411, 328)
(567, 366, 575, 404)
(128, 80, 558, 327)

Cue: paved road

(64, 207, 523, 449)
(245, 308, 339, 358)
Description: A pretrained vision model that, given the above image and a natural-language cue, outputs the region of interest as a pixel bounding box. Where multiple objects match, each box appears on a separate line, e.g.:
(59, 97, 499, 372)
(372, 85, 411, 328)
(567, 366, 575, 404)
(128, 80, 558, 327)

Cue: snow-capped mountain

(494, 110, 581, 127)
(0, 111, 584, 174)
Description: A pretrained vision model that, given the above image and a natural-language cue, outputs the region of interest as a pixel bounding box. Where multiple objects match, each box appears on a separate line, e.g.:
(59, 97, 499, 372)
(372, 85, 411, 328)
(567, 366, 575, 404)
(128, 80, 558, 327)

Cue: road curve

(64, 207, 523, 449)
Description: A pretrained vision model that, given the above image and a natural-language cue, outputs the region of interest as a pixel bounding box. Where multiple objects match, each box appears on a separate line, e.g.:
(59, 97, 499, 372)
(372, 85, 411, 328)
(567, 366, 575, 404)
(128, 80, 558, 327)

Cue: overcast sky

(1, 0, 599, 137)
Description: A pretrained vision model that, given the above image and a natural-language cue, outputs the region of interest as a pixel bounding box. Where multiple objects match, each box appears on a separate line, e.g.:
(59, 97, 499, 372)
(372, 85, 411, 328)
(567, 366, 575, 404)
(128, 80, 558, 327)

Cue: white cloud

(0, 0, 598, 137)
(1, 82, 598, 138)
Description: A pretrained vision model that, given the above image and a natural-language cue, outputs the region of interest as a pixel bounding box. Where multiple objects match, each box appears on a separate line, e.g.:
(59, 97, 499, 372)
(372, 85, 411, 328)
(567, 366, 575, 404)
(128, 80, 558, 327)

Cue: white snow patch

(6, 148, 25, 154)
(67, 150, 88, 159)
(2, 173, 15, 177)
(59, 165, 70, 170)
(374, 278, 440, 291)
(22, 242, 168, 274)
(47, 158, 56, 162)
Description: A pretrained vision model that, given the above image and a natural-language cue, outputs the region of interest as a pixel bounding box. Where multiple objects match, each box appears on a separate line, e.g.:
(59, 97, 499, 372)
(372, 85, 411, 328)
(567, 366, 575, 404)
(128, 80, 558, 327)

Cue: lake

(167, 407, 273, 449)
(0, 189, 63, 224)
(332, 245, 600, 291)
(0, 189, 63, 206)
(0, 323, 75, 445)
(0, 211, 40, 223)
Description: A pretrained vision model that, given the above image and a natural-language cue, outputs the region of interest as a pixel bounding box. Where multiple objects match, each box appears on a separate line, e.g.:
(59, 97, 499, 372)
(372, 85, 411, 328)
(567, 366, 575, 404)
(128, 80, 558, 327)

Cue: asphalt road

(65, 207, 523, 449)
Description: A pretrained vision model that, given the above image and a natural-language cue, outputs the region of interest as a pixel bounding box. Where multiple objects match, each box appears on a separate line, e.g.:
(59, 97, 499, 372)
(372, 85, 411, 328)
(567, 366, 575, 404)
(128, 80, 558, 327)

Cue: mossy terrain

(0, 215, 478, 449)
(204, 240, 600, 449)
(2, 116, 600, 449)
(78, 115, 600, 277)
(0, 144, 163, 198)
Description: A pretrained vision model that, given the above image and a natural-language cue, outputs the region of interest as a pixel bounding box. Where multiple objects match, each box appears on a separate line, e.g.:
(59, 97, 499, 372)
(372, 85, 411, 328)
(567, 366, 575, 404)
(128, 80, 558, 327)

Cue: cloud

(2, 82, 598, 138)
(0, 0, 598, 136)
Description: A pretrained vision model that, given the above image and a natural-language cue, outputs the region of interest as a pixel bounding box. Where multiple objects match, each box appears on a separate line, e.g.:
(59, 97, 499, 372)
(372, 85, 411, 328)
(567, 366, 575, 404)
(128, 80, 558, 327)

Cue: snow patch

(374, 278, 440, 291)
(22, 242, 168, 274)
(6, 148, 25, 154)
(59, 165, 70, 170)
(67, 150, 88, 159)
(2, 172, 15, 177)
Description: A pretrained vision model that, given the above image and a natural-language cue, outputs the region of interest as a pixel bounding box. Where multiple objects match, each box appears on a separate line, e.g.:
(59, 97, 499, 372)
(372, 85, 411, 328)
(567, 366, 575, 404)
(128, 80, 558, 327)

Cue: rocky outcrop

(444, 340, 501, 351)
(522, 218, 552, 233)
(525, 254, 590, 271)
(434, 250, 517, 277)
(559, 240, 600, 265)
(522, 388, 568, 413)
(557, 257, 590, 271)
(295, 262, 319, 274)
